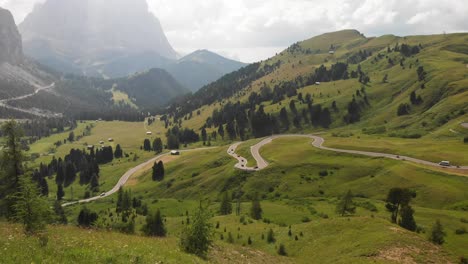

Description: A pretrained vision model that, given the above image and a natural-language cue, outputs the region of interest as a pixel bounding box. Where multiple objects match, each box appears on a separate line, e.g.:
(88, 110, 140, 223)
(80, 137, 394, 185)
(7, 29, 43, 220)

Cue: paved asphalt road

(229, 134, 468, 172)
(62, 147, 215, 207)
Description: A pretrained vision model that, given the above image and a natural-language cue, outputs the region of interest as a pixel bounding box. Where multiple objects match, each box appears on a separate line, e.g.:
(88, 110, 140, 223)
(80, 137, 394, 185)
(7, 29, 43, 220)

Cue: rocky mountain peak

(0, 7, 23, 65)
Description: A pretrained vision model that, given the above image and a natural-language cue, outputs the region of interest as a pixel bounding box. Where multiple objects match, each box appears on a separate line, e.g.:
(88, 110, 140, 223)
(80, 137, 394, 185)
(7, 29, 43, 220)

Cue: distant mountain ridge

(17, 0, 247, 92)
(19, 0, 177, 75)
(165, 50, 248, 92)
(0, 7, 189, 119)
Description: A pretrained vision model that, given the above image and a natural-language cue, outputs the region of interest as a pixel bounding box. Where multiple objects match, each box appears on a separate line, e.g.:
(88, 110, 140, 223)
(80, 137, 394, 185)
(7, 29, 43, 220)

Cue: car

(100, 192, 106, 197)
(439, 161, 450, 167)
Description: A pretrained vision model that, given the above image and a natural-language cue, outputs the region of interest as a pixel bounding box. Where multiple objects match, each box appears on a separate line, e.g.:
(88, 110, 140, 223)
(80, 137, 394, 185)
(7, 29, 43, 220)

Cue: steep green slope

(167, 30, 468, 140)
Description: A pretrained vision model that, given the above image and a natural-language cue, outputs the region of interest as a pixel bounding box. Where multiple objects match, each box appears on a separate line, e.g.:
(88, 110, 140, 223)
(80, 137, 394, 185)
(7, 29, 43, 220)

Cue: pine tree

(217, 124, 225, 140)
(399, 205, 417, 231)
(39, 178, 49, 196)
(56, 184, 65, 201)
(429, 220, 446, 245)
(201, 127, 207, 143)
(142, 209, 166, 237)
(152, 138, 163, 153)
(68, 131, 75, 142)
(143, 139, 151, 151)
(53, 200, 67, 224)
(90, 173, 99, 192)
(0, 120, 25, 217)
(336, 190, 356, 216)
(12, 175, 52, 235)
(116, 187, 124, 213)
(279, 107, 290, 130)
(219, 192, 232, 215)
(250, 194, 263, 220)
(64, 161, 76, 187)
(152, 161, 165, 181)
(114, 144, 123, 158)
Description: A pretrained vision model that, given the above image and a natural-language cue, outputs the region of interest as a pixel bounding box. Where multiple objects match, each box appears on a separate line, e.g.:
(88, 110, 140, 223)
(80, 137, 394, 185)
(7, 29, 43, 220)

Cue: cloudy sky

(1, 0, 467, 62)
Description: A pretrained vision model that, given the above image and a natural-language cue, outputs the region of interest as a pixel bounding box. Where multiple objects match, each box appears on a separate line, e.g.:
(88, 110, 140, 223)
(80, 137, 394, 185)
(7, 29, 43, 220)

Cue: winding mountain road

(0, 82, 55, 103)
(0, 82, 61, 117)
(62, 147, 215, 207)
(228, 134, 468, 172)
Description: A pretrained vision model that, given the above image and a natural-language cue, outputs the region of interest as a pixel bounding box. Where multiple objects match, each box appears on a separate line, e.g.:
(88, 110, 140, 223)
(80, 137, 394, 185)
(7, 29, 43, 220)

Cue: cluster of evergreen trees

(143, 138, 164, 153)
(115, 187, 148, 224)
(344, 87, 370, 124)
(206, 96, 334, 141)
(347, 49, 373, 64)
(95, 146, 114, 164)
(51, 144, 121, 200)
(165, 126, 199, 149)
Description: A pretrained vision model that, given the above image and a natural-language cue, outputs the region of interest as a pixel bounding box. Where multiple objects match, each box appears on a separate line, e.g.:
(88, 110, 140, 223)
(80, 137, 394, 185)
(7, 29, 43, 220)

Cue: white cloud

(1, 0, 467, 62)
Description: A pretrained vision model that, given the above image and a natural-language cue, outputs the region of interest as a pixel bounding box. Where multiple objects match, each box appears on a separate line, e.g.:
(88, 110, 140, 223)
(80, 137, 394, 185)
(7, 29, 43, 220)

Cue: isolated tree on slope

(250, 193, 263, 220)
(429, 220, 446, 245)
(336, 190, 356, 216)
(13, 175, 52, 235)
(152, 161, 165, 181)
(219, 191, 232, 215)
(114, 144, 123, 158)
(386, 188, 415, 223)
(180, 203, 213, 257)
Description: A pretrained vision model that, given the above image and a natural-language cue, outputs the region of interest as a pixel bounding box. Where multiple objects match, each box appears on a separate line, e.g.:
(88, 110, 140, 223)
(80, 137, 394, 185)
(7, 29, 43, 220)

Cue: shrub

(78, 207, 98, 227)
(318, 170, 329, 177)
(460, 256, 468, 264)
(277, 244, 287, 256)
(464, 137, 468, 144)
(267, 228, 275, 243)
(397, 103, 410, 116)
(455, 227, 467, 235)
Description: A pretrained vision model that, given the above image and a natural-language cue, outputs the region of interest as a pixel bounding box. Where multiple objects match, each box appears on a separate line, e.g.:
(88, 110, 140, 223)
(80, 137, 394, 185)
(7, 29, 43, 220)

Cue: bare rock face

(0, 7, 23, 65)
(19, 0, 177, 65)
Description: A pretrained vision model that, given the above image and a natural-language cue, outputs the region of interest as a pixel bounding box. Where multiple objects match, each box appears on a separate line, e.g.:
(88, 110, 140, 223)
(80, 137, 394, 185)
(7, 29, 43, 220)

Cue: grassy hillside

(164, 30, 468, 164)
(80, 136, 467, 260)
(0, 223, 286, 264)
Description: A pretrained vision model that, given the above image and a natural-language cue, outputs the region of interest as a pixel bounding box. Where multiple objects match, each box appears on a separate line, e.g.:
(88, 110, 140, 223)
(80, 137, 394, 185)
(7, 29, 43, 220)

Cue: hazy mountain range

(17, 0, 246, 91)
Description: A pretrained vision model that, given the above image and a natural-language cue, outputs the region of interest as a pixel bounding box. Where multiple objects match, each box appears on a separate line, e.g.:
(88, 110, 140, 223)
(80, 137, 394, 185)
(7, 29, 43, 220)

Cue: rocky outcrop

(0, 7, 23, 65)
